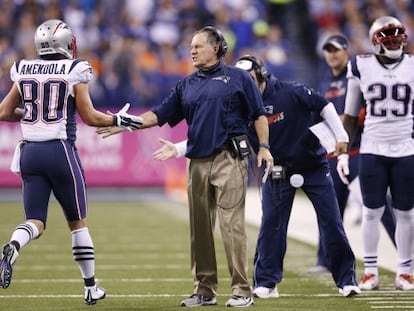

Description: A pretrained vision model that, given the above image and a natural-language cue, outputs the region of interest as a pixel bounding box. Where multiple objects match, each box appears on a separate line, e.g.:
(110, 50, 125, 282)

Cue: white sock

(394, 209, 414, 276)
(361, 206, 385, 275)
(10, 221, 40, 250)
(72, 227, 95, 280)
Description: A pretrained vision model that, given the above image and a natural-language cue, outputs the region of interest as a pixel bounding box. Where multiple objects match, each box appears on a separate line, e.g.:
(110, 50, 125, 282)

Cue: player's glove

(336, 153, 349, 185)
(112, 103, 143, 131)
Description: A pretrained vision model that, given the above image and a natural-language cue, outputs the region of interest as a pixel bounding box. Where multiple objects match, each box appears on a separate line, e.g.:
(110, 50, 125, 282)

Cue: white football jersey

(11, 58, 93, 142)
(346, 54, 414, 157)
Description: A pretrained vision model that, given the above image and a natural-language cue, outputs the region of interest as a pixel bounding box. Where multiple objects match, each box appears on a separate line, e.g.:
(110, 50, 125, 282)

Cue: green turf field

(0, 197, 413, 310)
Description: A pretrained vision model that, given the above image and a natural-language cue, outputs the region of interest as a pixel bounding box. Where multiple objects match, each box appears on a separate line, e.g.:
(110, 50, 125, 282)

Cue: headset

(201, 26, 228, 58)
(237, 55, 268, 83)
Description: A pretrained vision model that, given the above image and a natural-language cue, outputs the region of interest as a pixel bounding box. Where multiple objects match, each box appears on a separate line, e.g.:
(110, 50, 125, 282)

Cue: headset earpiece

(238, 55, 268, 83)
(201, 26, 228, 58)
(258, 62, 268, 82)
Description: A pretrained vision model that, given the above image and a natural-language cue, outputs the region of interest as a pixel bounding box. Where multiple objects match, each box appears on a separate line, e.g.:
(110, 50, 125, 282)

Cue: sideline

(0, 187, 397, 272)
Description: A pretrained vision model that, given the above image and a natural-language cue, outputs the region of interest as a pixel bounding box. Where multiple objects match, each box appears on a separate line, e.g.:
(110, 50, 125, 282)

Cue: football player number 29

(368, 83, 411, 117)
(20, 79, 67, 123)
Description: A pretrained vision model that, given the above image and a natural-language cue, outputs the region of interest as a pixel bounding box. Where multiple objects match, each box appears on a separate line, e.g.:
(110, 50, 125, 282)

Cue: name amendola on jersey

(12, 59, 93, 82)
(18, 62, 67, 75)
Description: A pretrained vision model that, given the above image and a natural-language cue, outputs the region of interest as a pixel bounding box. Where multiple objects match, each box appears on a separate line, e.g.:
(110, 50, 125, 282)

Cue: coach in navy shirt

(98, 27, 273, 308)
(234, 55, 360, 299)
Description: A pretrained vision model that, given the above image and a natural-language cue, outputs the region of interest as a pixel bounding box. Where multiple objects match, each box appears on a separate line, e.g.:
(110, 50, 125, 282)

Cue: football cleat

(0, 243, 19, 289)
(84, 285, 106, 305)
(395, 274, 414, 290)
(339, 285, 361, 297)
(359, 273, 379, 290)
(253, 286, 279, 298)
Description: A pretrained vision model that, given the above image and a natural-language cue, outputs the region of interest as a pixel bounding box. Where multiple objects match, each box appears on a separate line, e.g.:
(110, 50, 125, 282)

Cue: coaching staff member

(233, 55, 360, 298)
(98, 26, 273, 308)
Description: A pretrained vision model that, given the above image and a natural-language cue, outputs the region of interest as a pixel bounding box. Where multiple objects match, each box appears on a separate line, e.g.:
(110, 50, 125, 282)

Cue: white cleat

(84, 285, 106, 305)
(359, 273, 379, 290)
(395, 274, 414, 290)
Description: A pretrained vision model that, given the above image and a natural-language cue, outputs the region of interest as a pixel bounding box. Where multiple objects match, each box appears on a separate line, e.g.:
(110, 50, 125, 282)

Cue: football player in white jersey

(336, 16, 414, 291)
(0, 19, 142, 304)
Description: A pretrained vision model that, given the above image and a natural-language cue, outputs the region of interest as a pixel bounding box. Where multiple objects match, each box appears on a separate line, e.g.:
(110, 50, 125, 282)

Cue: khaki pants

(187, 149, 251, 298)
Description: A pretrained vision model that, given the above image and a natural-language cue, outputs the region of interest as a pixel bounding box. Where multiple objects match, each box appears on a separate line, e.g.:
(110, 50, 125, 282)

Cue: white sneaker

(84, 285, 106, 305)
(359, 273, 379, 290)
(180, 294, 217, 307)
(225, 295, 254, 307)
(395, 274, 414, 290)
(253, 286, 279, 298)
(339, 285, 361, 297)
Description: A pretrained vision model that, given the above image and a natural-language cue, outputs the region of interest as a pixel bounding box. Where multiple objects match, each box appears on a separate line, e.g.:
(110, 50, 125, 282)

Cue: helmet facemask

(370, 18, 407, 59)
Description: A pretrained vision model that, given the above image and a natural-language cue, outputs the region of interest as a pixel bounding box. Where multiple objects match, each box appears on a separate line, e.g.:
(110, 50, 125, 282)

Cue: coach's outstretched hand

(112, 103, 143, 131)
(153, 138, 178, 161)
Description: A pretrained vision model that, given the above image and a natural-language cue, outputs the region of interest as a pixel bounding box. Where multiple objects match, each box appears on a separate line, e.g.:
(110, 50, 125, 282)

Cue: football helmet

(34, 19, 77, 59)
(369, 16, 407, 59)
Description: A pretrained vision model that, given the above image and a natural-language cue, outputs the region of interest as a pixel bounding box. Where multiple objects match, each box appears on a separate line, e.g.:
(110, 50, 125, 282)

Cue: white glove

(112, 103, 143, 131)
(336, 153, 350, 185)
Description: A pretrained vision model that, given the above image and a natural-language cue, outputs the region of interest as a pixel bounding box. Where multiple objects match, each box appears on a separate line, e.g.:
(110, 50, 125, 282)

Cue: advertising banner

(0, 111, 188, 188)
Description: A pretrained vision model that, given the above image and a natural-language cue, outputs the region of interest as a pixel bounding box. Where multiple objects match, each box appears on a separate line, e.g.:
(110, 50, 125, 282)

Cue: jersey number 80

(20, 79, 68, 124)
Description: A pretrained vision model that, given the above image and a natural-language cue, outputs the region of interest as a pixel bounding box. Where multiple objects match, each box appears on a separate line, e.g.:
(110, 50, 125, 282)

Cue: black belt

(221, 143, 232, 151)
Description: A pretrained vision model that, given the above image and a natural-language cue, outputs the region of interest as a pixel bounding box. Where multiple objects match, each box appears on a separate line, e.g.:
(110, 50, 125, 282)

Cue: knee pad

(362, 205, 385, 222)
(394, 208, 414, 225)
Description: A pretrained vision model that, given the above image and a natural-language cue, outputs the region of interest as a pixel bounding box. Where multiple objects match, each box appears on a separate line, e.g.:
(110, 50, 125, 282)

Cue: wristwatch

(259, 143, 270, 149)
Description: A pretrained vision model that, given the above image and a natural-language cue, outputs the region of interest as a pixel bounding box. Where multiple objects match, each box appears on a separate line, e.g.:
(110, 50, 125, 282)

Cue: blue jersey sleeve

(153, 81, 185, 127)
(294, 83, 330, 113)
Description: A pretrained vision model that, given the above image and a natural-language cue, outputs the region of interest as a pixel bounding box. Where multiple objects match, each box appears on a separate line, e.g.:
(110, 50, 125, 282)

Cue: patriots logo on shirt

(384, 73, 396, 79)
(330, 80, 343, 89)
(264, 105, 273, 114)
(212, 75, 231, 84)
(304, 86, 312, 95)
(82, 67, 92, 74)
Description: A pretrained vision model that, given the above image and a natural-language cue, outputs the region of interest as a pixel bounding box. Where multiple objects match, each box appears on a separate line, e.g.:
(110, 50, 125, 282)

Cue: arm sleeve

(320, 102, 349, 143)
(10, 62, 18, 82)
(174, 140, 188, 158)
(344, 78, 363, 117)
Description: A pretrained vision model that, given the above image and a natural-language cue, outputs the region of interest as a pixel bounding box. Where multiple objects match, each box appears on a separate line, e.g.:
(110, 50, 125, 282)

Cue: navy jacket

(249, 75, 328, 171)
(154, 61, 265, 158)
